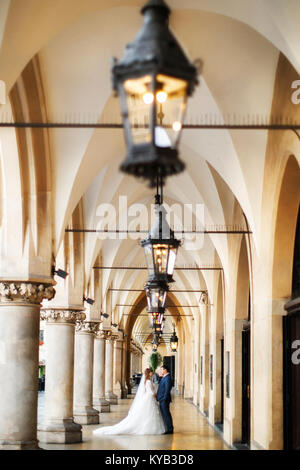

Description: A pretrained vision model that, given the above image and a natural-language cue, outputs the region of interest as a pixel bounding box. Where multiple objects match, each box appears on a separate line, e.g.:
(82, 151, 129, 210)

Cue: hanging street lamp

(148, 310, 164, 328)
(153, 314, 165, 334)
(142, 203, 181, 284)
(145, 279, 168, 313)
(111, 0, 200, 188)
(170, 324, 178, 352)
(152, 333, 160, 351)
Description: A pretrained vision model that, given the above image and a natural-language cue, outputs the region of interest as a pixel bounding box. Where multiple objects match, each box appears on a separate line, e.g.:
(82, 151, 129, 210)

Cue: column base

(0, 440, 39, 450)
(74, 406, 99, 425)
(105, 393, 118, 405)
(38, 419, 82, 444)
(93, 397, 111, 413)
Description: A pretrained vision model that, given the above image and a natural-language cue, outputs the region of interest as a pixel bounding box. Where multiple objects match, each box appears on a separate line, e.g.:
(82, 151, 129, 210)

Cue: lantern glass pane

(153, 244, 168, 274)
(152, 290, 159, 309)
(124, 75, 153, 145)
(167, 246, 178, 276)
(155, 74, 187, 148)
(161, 290, 167, 308)
(144, 244, 154, 277)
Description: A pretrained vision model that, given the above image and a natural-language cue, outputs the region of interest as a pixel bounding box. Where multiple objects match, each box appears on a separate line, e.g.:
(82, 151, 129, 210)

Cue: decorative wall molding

(0, 282, 55, 304)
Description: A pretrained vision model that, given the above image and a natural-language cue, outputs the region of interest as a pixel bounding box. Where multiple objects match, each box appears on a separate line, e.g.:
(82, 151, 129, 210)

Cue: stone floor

(38, 393, 229, 450)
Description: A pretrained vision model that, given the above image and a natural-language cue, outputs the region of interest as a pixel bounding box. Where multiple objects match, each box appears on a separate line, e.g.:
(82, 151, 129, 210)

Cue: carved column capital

(0, 281, 55, 304)
(95, 329, 107, 340)
(40, 309, 86, 325)
(101, 329, 112, 340)
(75, 321, 100, 334)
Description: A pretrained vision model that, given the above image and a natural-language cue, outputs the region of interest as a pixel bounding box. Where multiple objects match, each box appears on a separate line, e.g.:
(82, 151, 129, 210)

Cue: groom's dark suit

(156, 373, 173, 433)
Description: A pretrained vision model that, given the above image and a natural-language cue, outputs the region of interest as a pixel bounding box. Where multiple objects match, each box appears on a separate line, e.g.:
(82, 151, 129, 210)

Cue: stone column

(113, 339, 123, 399)
(105, 336, 118, 404)
(0, 281, 55, 450)
(73, 321, 99, 424)
(38, 309, 84, 443)
(93, 330, 110, 412)
(121, 342, 128, 398)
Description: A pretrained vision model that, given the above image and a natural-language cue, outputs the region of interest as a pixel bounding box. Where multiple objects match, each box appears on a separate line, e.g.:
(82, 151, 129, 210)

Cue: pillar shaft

(121, 342, 128, 398)
(105, 337, 118, 404)
(0, 281, 55, 450)
(38, 309, 84, 443)
(93, 332, 110, 412)
(73, 322, 99, 424)
(113, 340, 123, 399)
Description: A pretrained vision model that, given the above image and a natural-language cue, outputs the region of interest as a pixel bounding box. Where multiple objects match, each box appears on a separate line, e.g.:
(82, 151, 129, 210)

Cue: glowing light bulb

(143, 92, 154, 105)
(173, 121, 182, 132)
(156, 91, 168, 103)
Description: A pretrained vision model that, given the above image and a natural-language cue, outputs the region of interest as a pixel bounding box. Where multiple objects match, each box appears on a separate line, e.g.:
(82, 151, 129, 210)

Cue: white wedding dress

(93, 376, 166, 435)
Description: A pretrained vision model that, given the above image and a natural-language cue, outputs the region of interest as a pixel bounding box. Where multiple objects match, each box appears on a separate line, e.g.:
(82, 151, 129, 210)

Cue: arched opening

(267, 153, 300, 450)
(124, 291, 186, 394)
(233, 235, 251, 448)
(283, 206, 300, 450)
(215, 273, 225, 429)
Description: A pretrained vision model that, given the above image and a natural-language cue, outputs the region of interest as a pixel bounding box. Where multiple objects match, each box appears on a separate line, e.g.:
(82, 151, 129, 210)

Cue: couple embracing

(93, 364, 173, 436)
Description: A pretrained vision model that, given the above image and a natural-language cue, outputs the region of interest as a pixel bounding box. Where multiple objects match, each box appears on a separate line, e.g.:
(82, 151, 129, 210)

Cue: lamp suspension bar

(125, 314, 193, 317)
(65, 228, 252, 234)
(93, 266, 222, 270)
(117, 304, 200, 307)
(2, 122, 300, 131)
(109, 288, 207, 292)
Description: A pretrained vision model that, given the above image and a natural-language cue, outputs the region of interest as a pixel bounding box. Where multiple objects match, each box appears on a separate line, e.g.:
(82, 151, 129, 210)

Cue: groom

(156, 365, 174, 434)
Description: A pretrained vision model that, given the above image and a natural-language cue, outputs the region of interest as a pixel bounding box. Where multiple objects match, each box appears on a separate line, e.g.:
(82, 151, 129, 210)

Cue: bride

(93, 368, 166, 435)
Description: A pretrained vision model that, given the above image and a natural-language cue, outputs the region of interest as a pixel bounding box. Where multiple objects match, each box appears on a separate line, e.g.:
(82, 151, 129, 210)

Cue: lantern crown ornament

(112, 0, 200, 187)
(142, 202, 180, 283)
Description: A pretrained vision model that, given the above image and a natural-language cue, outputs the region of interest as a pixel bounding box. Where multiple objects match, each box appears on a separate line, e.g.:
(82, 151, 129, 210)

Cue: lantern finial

(141, 0, 170, 16)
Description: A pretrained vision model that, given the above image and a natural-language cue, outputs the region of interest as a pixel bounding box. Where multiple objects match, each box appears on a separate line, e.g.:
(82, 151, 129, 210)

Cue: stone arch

(214, 272, 225, 424)
(7, 54, 53, 278)
(236, 236, 250, 321)
(272, 155, 300, 299)
(124, 291, 190, 393)
(230, 235, 251, 445)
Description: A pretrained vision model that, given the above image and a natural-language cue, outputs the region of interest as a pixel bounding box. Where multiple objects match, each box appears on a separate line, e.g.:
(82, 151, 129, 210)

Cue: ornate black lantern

(149, 310, 164, 328)
(153, 314, 165, 333)
(145, 279, 168, 314)
(152, 333, 160, 351)
(142, 203, 180, 283)
(112, 0, 199, 187)
(170, 324, 178, 352)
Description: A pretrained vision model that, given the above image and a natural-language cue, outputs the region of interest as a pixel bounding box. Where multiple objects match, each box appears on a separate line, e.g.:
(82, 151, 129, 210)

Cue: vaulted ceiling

(1, 0, 299, 332)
